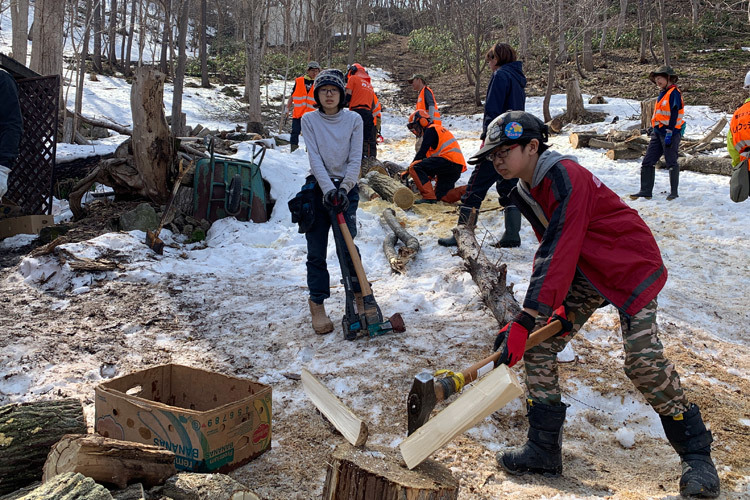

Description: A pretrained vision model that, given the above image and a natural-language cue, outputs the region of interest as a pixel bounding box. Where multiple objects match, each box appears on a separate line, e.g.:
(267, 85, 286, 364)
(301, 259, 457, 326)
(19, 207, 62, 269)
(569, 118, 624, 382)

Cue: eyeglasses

(487, 144, 519, 161)
(320, 88, 338, 96)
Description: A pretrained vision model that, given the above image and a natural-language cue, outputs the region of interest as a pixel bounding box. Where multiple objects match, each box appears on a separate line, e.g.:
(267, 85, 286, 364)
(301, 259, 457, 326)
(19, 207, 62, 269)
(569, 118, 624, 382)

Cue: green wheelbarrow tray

(193, 141, 268, 224)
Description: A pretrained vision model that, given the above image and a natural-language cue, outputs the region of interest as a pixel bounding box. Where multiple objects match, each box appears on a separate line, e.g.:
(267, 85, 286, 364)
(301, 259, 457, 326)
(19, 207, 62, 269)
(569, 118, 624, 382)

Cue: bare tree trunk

(347, 0, 359, 64)
(244, 0, 269, 135)
(200, 0, 210, 87)
(138, 0, 146, 65)
(10, 0, 30, 65)
(119, 0, 127, 67)
(109, 0, 117, 67)
(93, 0, 103, 71)
(566, 76, 585, 121)
(599, 11, 608, 57)
(160, 0, 171, 74)
(638, 0, 648, 63)
(583, 28, 593, 71)
(516, 0, 529, 61)
(657, 0, 671, 66)
(614, 0, 628, 44)
(29, 0, 65, 77)
(543, 44, 557, 122)
(74, 0, 93, 137)
(171, 0, 190, 137)
(124, 0, 136, 75)
(557, 0, 567, 63)
(690, 0, 700, 24)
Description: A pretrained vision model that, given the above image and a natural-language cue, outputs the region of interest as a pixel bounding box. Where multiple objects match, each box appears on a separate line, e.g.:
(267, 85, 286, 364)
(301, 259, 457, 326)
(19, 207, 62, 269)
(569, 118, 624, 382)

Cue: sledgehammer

(406, 313, 573, 435)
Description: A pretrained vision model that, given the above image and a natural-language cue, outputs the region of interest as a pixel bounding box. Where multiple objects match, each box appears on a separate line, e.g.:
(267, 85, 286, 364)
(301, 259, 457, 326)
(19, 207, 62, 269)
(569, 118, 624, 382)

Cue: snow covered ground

(1, 58, 749, 498)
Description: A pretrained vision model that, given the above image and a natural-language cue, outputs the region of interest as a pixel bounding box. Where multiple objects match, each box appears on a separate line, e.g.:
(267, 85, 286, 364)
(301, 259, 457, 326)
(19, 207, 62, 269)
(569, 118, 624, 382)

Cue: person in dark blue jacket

(630, 66, 685, 201)
(439, 43, 527, 247)
(0, 68, 23, 203)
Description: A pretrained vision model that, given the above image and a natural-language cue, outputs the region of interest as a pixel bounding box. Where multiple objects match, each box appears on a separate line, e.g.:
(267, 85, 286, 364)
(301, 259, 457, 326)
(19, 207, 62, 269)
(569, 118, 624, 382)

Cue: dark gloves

(323, 187, 349, 213)
(547, 305, 573, 337)
(664, 129, 673, 146)
(493, 310, 536, 367)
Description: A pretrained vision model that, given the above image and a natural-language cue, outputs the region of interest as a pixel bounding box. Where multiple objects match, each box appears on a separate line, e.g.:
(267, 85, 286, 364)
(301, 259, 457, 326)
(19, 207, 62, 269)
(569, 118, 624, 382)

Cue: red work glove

(547, 305, 573, 337)
(493, 311, 536, 367)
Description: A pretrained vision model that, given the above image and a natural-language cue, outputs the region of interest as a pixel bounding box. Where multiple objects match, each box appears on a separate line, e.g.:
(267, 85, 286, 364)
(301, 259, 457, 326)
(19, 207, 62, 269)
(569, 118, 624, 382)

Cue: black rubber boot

(438, 206, 474, 247)
(630, 165, 655, 199)
(495, 206, 521, 248)
(660, 404, 720, 498)
(498, 401, 566, 476)
(667, 167, 679, 200)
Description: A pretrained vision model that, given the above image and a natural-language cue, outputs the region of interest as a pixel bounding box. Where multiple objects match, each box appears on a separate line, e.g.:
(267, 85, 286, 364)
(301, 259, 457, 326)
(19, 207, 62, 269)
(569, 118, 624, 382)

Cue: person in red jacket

(470, 110, 720, 498)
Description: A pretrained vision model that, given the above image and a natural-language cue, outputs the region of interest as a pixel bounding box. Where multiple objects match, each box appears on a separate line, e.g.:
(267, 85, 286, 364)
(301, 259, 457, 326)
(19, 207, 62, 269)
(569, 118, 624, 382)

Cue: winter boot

(498, 400, 566, 476)
(660, 404, 720, 498)
(494, 206, 521, 248)
(308, 300, 334, 334)
(291, 144, 299, 152)
(667, 167, 680, 200)
(438, 206, 475, 247)
(629, 165, 655, 199)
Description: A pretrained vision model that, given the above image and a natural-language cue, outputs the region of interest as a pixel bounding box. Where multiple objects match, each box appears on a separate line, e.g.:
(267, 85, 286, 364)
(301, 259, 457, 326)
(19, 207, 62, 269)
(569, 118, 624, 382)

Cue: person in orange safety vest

(345, 63, 377, 158)
(630, 65, 685, 201)
(284, 61, 321, 151)
(405, 110, 467, 204)
(727, 70, 750, 202)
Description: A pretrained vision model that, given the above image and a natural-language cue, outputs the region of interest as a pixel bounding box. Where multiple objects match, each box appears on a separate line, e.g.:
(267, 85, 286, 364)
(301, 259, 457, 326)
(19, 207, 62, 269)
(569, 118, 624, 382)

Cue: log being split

(381, 208, 420, 274)
(365, 171, 414, 210)
(301, 369, 368, 447)
(322, 443, 458, 500)
(399, 364, 524, 469)
(453, 223, 521, 326)
(0, 399, 87, 495)
(43, 434, 176, 488)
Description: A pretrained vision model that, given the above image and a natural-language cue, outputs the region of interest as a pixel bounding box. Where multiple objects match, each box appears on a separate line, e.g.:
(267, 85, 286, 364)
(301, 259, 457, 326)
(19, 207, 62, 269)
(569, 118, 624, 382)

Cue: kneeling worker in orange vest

(405, 109, 467, 204)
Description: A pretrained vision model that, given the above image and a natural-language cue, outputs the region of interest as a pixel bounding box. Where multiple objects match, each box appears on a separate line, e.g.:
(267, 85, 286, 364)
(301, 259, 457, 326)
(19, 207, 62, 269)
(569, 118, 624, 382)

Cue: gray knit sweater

(301, 108, 363, 193)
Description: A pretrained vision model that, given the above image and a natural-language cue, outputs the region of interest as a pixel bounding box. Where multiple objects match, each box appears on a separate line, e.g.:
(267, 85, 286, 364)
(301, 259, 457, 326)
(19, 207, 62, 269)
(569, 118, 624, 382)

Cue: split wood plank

(399, 364, 524, 469)
(301, 369, 368, 447)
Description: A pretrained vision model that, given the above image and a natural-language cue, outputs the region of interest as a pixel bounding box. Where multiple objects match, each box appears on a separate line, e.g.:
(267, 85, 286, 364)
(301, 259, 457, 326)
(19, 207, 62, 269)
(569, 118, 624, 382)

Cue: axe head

(407, 371, 436, 435)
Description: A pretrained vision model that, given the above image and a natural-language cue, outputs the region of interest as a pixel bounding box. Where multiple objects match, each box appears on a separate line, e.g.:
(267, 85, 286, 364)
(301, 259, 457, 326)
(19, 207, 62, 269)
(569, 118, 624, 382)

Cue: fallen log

(322, 443, 459, 500)
(161, 472, 260, 500)
(360, 156, 388, 177)
(660, 156, 733, 176)
(381, 160, 406, 178)
(569, 130, 643, 149)
(684, 117, 727, 154)
(17, 472, 113, 500)
(301, 369, 368, 447)
(606, 148, 643, 160)
(0, 399, 87, 495)
(588, 137, 644, 151)
(453, 223, 521, 326)
(43, 434, 176, 489)
(380, 208, 420, 274)
(365, 171, 414, 210)
(357, 180, 379, 201)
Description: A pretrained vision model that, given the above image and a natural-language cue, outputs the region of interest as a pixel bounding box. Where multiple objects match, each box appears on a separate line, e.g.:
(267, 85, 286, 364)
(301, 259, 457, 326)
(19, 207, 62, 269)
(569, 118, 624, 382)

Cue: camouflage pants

(524, 272, 690, 417)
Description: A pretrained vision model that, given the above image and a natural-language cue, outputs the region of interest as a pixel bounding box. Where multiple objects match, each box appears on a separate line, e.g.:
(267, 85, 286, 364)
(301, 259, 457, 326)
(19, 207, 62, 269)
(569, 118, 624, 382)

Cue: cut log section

(357, 180, 380, 201)
(399, 364, 524, 469)
(365, 171, 415, 210)
(667, 156, 733, 176)
(606, 148, 643, 160)
(43, 434, 176, 489)
(454, 223, 521, 326)
(380, 208, 420, 274)
(322, 443, 459, 500)
(301, 369, 368, 447)
(161, 472, 260, 500)
(360, 157, 388, 177)
(16, 472, 113, 500)
(0, 399, 87, 495)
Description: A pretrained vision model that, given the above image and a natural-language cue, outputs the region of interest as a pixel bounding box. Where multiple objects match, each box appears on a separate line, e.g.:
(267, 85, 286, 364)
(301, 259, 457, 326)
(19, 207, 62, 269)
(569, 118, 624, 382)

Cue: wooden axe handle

(461, 319, 563, 383)
(335, 211, 373, 296)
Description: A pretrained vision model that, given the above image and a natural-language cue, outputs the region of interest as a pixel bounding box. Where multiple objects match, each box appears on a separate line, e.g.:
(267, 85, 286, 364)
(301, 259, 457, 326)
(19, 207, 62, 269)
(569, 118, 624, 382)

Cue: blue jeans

(306, 182, 361, 304)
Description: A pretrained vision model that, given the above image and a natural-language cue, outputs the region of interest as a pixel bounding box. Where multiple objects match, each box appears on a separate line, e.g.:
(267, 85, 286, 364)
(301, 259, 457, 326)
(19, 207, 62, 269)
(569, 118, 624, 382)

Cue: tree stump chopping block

(322, 443, 458, 500)
(0, 399, 87, 495)
(365, 171, 414, 210)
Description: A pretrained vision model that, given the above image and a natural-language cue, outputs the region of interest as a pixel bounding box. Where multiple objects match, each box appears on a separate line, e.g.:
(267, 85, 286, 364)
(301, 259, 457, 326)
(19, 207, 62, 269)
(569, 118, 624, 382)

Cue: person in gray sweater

(300, 69, 364, 334)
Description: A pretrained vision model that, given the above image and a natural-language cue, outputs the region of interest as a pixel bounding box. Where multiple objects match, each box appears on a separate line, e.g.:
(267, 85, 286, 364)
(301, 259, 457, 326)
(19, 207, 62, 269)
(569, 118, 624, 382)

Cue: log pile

(380, 208, 420, 274)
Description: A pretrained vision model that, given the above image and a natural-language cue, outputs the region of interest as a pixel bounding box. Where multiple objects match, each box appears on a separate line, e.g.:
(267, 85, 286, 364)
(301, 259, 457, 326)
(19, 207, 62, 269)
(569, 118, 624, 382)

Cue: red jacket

(510, 151, 667, 317)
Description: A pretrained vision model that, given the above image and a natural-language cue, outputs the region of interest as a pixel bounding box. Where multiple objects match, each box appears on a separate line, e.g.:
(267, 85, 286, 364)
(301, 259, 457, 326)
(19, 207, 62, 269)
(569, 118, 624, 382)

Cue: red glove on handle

(547, 305, 573, 337)
(493, 311, 536, 367)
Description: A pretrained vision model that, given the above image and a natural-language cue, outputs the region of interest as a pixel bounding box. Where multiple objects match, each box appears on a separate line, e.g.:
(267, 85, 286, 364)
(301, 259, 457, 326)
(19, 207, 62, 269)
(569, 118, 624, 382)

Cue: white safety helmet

(745, 70, 750, 89)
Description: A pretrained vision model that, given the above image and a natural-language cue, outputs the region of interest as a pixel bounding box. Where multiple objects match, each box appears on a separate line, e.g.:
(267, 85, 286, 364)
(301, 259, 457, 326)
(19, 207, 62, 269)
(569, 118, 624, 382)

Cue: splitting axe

(406, 313, 574, 435)
(145, 159, 195, 255)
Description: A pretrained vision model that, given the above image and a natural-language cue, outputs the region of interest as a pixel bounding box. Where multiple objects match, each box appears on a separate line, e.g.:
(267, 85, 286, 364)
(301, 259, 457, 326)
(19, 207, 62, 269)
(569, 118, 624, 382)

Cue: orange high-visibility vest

(426, 124, 466, 171)
(651, 86, 684, 129)
(730, 100, 750, 165)
(291, 76, 316, 119)
(417, 86, 442, 126)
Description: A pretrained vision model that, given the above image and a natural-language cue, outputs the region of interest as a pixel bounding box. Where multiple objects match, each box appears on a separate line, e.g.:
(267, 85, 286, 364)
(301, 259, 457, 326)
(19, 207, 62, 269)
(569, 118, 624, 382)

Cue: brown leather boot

(309, 300, 334, 334)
